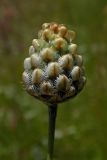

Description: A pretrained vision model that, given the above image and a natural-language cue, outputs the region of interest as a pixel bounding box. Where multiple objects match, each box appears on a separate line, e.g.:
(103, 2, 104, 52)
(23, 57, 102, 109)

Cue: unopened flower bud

(22, 22, 86, 104)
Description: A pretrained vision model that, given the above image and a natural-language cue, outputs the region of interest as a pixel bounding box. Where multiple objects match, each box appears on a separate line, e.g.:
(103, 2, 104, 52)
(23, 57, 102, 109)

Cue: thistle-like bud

(22, 22, 86, 104)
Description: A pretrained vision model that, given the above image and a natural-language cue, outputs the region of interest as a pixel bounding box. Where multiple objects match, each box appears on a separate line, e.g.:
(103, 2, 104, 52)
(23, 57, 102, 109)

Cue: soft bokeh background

(0, 0, 107, 160)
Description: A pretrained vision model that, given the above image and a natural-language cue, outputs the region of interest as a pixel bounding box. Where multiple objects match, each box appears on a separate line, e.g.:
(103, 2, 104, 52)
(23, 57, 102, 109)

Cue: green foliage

(0, 0, 107, 159)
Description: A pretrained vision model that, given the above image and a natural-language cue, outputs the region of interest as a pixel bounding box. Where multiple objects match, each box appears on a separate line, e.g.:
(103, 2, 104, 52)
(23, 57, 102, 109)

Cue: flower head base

(22, 22, 86, 105)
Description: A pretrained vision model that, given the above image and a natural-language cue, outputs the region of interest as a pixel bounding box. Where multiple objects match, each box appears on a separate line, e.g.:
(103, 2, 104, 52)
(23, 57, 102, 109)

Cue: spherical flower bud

(22, 22, 86, 104)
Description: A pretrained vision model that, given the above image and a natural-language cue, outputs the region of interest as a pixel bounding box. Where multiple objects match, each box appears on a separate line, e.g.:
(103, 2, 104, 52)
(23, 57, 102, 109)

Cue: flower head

(22, 22, 86, 104)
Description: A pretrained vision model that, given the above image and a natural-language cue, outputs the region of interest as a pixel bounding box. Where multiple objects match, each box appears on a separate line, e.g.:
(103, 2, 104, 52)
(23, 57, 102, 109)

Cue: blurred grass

(0, 0, 107, 160)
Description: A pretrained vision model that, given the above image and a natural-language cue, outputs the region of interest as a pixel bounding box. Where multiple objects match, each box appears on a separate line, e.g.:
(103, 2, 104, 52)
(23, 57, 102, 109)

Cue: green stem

(47, 104, 58, 160)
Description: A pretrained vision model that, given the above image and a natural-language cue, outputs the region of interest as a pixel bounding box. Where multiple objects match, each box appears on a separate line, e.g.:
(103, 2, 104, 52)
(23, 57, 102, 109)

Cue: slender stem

(47, 104, 58, 160)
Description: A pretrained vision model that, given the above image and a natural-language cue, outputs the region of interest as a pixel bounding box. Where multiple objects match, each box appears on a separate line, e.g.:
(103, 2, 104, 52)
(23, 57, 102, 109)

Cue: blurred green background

(0, 0, 107, 160)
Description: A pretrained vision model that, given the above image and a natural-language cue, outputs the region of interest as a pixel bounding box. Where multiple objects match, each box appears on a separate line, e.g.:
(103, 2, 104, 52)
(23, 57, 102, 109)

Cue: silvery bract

(22, 22, 86, 105)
